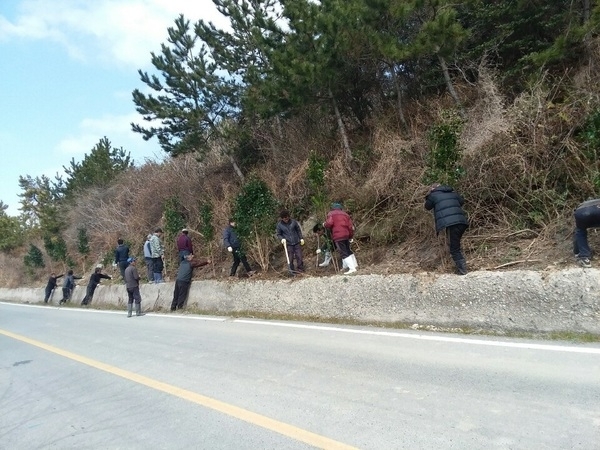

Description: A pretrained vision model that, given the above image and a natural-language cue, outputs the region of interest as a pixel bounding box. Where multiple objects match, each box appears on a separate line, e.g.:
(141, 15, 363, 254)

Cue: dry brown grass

(8, 40, 600, 287)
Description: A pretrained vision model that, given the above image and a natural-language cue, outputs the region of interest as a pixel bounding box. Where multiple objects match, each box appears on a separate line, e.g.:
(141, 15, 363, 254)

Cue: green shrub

(423, 110, 465, 186)
(24, 244, 44, 269)
(233, 178, 278, 270)
(164, 197, 186, 238)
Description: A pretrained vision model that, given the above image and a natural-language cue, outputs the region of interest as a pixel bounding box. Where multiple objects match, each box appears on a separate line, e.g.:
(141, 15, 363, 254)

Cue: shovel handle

(282, 241, 290, 265)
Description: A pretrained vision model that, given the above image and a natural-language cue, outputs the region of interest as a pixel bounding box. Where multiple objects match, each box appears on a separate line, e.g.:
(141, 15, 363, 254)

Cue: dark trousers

(127, 286, 142, 305)
(573, 206, 600, 258)
(335, 239, 353, 259)
(118, 261, 129, 279)
(44, 287, 53, 303)
(60, 287, 72, 303)
(230, 248, 251, 276)
(145, 257, 153, 281)
(171, 280, 191, 311)
(446, 223, 467, 262)
(81, 284, 97, 305)
(285, 243, 304, 271)
(152, 257, 164, 282)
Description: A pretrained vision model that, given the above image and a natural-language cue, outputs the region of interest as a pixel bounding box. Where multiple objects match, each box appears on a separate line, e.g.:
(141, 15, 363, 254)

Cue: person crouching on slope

(424, 183, 469, 275)
(324, 202, 358, 274)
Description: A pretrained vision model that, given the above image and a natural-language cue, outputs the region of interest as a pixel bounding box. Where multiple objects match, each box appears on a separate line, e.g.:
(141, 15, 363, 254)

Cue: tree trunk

(329, 89, 352, 162)
(583, 0, 590, 23)
(437, 54, 465, 119)
(390, 64, 408, 133)
(269, 116, 284, 160)
(275, 115, 284, 140)
(229, 154, 245, 181)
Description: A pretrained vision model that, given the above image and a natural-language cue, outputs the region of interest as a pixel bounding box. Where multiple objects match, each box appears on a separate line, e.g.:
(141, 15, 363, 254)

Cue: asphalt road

(1, 302, 599, 449)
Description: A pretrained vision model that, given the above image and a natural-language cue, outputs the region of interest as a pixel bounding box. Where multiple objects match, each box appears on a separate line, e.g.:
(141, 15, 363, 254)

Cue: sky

(0, 0, 229, 216)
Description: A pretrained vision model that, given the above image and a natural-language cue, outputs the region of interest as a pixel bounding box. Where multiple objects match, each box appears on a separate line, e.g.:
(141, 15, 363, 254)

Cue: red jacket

(324, 209, 354, 241)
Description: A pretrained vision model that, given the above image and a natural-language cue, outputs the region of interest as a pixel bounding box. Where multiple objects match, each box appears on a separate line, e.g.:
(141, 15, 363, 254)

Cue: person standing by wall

(325, 202, 358, 274)
(176, 228, 194, 262)
(170, 253, 211, 311)
(223, 218, 255, 278)
(124, 257, 144, 317)
(59, 270, 82, 304)
(143, 234, 153, 282)
(276, 210, 305, 273)
(424, 183, 469, 275)
(81, 267, 112, 306)
(572, 198, 600, 268)
(44, 272, 64, 303)
(114, 238, 130, 280)
(149, 227, 165, 283)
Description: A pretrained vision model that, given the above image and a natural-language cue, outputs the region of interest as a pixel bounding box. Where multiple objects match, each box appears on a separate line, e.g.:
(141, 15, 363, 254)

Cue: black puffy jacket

(425, 185, 468, 233)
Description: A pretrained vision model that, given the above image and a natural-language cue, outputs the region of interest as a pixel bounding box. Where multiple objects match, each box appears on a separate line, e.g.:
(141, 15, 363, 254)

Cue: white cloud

(0, 0, 229, 68)
(56, 112, 165, 165)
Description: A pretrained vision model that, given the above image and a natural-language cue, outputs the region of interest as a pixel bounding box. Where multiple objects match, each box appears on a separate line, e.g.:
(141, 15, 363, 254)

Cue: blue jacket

(223, 225, 241, 248)
(114, 244, 130, 263)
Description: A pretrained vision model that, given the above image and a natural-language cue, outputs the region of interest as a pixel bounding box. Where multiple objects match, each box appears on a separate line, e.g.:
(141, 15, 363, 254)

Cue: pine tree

(63, 137, 131, 196)
(132, 15, 245, 179)
(24, 244, 44, 269)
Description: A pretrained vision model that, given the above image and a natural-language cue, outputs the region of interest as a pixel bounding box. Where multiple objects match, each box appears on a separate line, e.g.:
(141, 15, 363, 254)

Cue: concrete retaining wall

(2, 268, 599, 334)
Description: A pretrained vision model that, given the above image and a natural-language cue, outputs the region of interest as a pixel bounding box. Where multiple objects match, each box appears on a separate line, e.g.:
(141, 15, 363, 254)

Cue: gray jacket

(124, 265, 140, 289)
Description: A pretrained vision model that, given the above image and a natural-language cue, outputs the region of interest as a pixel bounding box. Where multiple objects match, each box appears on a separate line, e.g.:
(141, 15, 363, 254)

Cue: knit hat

(331, 202, 343, 210)
(127, 257, 136, 263)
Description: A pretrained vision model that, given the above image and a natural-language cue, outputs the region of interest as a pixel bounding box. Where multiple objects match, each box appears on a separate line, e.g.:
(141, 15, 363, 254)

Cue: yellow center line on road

(0, 328, 358, 450)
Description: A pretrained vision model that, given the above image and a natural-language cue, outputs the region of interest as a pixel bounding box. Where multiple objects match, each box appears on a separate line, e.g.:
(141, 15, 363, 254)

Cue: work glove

(227, 246, 233, 252)
(300, 239, 305, 246)
(349, 239, 354, 244)
(112, 262, 117, 268)
(281, 238, 286, 244)
(316, 249, 322, 254)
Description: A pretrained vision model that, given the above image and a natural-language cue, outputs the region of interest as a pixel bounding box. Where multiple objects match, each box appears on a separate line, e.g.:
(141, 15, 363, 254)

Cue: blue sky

(0, 0, 227, 216)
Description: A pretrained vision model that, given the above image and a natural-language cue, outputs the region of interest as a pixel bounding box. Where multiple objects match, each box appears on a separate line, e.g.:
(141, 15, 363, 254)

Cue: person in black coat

(114, 238, 130, 280)
(81, 267, 112, 306)
(222, 219, 255, 277)
(572, 198, 600, 268)
(425, 183, 469, 275)
(44, 272, 64, 303)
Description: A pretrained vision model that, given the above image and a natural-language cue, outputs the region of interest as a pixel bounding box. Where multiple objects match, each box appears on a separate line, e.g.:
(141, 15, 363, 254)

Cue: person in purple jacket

(176, 228, 194, 262)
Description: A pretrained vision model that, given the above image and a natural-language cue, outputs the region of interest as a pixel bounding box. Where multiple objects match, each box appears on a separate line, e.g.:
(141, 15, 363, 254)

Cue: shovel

(316, 235, 320, 268)
(283, 240, 294, 276)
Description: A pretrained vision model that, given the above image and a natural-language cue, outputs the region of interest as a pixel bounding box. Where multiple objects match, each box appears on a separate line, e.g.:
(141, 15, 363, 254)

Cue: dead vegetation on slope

(9, 41, 600, 288)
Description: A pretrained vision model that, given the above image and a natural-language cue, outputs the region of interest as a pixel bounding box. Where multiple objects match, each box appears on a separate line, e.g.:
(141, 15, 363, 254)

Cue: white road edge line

(233, 320, 600, 354)
(0, 301, 226, 321)
(2, 301, 599, 354)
